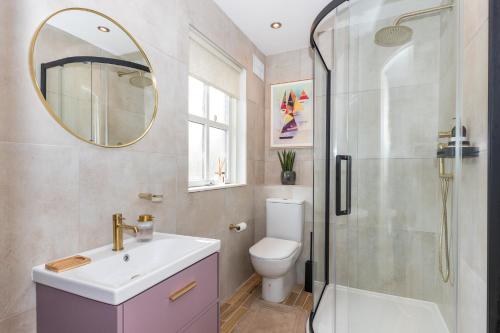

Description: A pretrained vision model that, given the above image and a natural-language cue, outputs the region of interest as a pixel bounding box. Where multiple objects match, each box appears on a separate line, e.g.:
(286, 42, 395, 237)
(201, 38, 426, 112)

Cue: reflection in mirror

(31, 8, 157, 147)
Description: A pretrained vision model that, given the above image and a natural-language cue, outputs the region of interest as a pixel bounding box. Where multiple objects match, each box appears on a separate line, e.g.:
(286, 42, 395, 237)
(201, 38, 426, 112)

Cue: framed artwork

(270, 79, 313, 148)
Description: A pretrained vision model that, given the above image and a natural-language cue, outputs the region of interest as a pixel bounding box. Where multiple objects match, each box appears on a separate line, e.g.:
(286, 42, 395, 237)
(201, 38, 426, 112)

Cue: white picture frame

(270, 79, 313, 148)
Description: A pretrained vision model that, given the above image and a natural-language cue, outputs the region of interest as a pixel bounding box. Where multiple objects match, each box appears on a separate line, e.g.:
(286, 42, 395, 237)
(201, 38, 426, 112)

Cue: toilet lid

(249, 237, 299, 260)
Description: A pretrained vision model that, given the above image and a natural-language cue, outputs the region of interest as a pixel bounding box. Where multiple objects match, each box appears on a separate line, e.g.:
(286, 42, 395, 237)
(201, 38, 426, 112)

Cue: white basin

(32, 233, 220, 305)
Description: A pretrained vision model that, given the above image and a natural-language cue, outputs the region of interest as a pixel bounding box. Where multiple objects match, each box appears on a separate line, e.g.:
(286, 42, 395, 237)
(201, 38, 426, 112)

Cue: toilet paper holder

(229, 224, 240, 231)
(229, 222, 247, 232)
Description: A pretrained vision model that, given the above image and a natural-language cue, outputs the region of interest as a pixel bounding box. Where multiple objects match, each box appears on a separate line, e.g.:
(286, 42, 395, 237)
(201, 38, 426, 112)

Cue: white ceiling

(213, 0, 332, 55)
(48, 10, 138, 56)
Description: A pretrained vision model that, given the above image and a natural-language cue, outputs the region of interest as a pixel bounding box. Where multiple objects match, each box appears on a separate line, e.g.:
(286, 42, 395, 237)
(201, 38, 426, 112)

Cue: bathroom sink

(32, 233, 220, 305)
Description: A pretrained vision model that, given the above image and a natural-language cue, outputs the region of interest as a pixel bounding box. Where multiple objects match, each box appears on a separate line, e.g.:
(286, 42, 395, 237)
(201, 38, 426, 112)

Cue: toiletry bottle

(136, 215, 154, 241)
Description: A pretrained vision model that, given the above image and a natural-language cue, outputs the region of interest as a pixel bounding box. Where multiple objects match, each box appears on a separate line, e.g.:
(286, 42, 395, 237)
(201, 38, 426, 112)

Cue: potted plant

(278, 150, 296, 185)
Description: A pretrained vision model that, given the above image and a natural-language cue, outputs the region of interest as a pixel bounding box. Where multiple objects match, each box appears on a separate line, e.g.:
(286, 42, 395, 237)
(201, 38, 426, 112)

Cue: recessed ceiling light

(270, 22, 282, 29)
(97, 26, 110, 33)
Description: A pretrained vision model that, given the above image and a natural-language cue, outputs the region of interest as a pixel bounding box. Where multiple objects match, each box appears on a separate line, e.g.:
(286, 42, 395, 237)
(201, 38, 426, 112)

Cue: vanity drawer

(123, 253, 219, 333)
(180, 303, 219, 333)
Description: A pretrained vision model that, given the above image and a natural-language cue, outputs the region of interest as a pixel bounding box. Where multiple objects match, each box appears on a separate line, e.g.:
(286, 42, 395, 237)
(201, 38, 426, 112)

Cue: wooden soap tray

(45, 255, 91, 273)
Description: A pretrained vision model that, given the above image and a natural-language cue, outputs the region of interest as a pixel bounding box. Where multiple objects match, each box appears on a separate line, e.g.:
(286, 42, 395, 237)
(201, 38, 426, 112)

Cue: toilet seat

(249, 237, 300, 260)
(249, 237, 302, 302)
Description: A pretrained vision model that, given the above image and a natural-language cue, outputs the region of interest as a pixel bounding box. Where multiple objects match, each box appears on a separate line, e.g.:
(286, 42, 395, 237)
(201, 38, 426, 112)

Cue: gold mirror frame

(29, 7, 159, 148)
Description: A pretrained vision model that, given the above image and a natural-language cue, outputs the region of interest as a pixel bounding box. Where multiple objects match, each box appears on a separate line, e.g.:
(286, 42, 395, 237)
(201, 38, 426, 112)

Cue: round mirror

(30, 8, 158, 147)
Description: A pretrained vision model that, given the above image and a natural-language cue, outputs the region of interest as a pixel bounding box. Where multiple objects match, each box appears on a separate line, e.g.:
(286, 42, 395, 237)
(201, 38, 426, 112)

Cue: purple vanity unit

(33, 233, 221, 333)
(36, 253, 219, 333)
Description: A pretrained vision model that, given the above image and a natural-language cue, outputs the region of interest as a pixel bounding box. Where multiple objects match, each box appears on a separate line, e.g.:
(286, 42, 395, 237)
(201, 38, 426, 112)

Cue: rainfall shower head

(129, 72, 153, 88)
(374, 3, 453, 47)
(117, 70, 153, 88)
(375, 25, 413, 47)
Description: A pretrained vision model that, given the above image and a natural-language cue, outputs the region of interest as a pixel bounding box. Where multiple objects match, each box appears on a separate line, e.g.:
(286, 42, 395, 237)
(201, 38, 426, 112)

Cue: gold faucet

(112, 213, 138, 251)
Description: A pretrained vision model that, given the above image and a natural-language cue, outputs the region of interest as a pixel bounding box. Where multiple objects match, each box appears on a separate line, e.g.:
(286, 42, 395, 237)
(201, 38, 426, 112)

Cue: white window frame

(188, 76, 238, 188)
(187, 27, 247, 191)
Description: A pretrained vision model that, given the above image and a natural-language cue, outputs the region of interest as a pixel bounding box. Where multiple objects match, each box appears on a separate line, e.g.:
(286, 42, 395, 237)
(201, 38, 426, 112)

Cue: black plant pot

(281, 171, 296, 185)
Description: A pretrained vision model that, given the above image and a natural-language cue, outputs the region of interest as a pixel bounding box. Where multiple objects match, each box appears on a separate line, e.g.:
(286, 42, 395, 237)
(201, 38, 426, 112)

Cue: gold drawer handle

(169, 281, 197, 301)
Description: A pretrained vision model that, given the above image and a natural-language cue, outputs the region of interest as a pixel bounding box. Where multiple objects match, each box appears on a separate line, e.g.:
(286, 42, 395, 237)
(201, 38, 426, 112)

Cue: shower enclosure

(310, 0, 465, 332)
(41, 56, 154, 146)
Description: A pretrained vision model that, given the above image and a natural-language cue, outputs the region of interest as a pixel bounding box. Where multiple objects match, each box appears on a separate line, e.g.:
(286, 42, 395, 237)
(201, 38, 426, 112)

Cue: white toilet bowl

(250, 237, 302, 303)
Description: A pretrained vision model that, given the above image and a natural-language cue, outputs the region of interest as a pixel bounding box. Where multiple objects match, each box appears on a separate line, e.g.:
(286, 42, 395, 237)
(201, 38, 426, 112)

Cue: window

(188, 77, 235, 186)
(188, 29, 246, 189)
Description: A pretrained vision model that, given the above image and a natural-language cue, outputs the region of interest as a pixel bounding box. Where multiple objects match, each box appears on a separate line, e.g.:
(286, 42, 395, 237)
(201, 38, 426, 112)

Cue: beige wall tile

(356, 158, 441, 234)
(254, 161, 265, 185)
(464, 0, 489, 47)
(459, 153, 488, 282)
(458, 259, 487, 333)
(457, 1, 489, 331)
(78, 149, 177, 249)
(248, 72, 265, 107)
(217, 220, 255, 301)
(1, 0, 265, 326)
(176, 189, 226, 237)
(264, 160, 282, 185)
(355, 84, 440, 159)
(224, 186, 254, 225)
(463, 20, 489, 152)
(0, 143, 79, 319)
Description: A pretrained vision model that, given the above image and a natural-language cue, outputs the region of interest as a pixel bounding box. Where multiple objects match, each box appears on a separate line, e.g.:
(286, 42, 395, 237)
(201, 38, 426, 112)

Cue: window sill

(188, 183, 247, 193)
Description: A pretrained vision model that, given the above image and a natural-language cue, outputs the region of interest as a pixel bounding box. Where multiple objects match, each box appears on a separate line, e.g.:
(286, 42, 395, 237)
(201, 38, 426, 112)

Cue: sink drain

(123, 254, 130, 262)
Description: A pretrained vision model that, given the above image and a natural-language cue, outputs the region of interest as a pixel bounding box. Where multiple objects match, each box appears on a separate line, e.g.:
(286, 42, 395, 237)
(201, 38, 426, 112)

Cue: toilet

(250, 198, 304, 303)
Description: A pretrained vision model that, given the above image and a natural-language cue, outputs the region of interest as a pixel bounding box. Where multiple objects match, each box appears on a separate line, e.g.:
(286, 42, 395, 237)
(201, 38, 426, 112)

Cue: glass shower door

(45, 62, 92, 139)
(333, 1, 459, 332)
(312, 48, 329, 312)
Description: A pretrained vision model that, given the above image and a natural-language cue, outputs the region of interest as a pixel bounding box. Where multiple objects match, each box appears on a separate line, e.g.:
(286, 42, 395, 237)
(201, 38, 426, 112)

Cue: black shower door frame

(309, 0, 346, 329)
(39, 56, 150, 98)
(487, 1, 500, 332)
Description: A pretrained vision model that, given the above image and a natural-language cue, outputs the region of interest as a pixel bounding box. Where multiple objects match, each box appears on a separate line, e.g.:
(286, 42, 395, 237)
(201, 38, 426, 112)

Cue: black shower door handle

(336, 155, 352, 216)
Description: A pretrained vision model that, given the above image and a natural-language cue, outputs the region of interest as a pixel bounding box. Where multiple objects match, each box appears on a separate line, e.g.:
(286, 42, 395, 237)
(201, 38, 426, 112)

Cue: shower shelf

(437, 146, 480, 158)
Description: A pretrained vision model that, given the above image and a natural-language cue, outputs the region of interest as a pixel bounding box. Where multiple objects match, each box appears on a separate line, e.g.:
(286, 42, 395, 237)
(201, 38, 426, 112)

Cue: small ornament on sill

(214, 157, 226, 184)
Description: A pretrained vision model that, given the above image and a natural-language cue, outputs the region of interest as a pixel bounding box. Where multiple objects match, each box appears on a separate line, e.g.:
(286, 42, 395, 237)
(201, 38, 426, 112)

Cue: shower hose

(439, 176, 451, 283)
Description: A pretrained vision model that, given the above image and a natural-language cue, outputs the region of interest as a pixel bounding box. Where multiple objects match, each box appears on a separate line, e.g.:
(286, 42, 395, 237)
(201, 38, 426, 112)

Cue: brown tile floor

(220, 274, 313, 333)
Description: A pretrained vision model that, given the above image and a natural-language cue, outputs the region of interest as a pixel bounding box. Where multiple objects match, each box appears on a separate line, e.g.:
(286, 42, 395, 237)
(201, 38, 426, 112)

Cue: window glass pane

(209, 87, 227, 124)
(209, 127, 227, 183)
(189, 122, 204, 182)
(189, 77, 204, 117)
